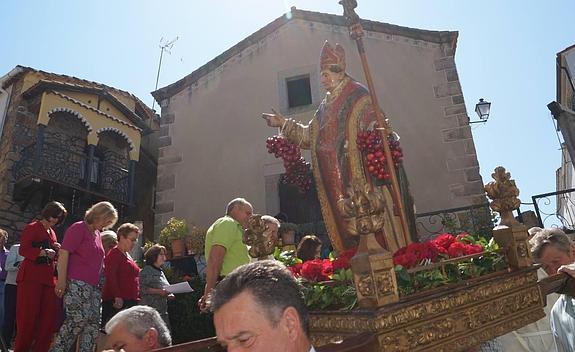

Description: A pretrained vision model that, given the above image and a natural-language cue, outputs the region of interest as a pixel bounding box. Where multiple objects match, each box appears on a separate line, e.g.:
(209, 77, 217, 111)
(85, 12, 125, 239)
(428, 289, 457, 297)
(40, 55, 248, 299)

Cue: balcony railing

(532, 188, 575, 229)
(13, 142, 130, 204)
(415, 203, 494, 241)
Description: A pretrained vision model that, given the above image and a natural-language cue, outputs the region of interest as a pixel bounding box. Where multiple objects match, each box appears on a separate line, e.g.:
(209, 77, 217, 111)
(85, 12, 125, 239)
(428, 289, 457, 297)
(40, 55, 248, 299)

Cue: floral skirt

(50, 279, 101, 352)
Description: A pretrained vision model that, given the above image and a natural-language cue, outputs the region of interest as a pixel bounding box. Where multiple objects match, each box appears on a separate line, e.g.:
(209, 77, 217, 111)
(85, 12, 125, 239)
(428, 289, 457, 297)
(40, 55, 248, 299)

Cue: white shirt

(5, 244, 23, 285)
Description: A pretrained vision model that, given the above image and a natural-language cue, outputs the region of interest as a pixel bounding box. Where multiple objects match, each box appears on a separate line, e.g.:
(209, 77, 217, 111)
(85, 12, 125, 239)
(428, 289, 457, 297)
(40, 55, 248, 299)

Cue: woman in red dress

(14, 201, 67, 352)
(101, 223, 141, 327)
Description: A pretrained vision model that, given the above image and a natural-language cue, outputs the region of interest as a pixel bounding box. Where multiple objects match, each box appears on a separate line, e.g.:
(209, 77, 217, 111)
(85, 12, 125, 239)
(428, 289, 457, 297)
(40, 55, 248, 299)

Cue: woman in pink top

(51, 201, 118, 352)
(101, 223, 141, 327)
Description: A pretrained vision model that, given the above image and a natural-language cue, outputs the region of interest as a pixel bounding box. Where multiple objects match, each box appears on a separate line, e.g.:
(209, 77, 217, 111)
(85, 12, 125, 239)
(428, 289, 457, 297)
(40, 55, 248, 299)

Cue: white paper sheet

(165, 281, 194, 294)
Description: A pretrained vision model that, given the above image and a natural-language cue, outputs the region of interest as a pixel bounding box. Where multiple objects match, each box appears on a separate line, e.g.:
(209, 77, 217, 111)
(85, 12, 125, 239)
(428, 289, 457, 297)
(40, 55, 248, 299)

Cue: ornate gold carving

(338, 180, 386, 236)
(376, 271, 395, 296)
(484, 166, 521, 226)
(242, 214, 278, 258)
(357, 275, 375, 297)
(517, 242, 529, 257)
(310, 268, 545, 350)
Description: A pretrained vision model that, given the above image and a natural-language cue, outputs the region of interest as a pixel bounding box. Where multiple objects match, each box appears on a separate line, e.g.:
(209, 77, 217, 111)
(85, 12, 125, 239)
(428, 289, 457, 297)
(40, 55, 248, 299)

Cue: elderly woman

(101, 223, 141, 327)
(139, 244, 173, 327)
(51, 201, 118, 352)
(14, 201, 67, 352)
(101, 229, 118, 255)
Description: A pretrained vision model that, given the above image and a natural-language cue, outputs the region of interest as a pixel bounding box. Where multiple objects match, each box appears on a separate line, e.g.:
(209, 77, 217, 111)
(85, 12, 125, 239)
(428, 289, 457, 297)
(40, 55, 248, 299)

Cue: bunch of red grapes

(356, 129, 403, 181)
(266, 135, 312, 193)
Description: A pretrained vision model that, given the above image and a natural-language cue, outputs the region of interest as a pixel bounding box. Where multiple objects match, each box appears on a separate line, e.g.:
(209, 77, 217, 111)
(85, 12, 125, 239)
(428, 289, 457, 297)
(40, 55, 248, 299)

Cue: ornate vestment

(282, 75, 411, 253)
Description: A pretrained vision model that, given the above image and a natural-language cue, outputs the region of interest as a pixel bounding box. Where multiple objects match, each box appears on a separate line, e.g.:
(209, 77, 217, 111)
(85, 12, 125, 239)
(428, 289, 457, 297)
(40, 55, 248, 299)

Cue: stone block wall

(154, 107, 182, 237)
(434, 43, 485, 203)
(0, 80, 42, 243)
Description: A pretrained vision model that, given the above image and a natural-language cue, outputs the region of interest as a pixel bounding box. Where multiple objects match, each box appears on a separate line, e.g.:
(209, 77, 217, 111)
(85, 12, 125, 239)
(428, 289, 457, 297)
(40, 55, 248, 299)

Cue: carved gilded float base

(310, 267, 544, 351)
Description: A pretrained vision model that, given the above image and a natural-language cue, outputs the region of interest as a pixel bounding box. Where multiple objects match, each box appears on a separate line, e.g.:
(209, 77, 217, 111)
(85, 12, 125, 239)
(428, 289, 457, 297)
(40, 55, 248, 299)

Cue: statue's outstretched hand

(262, 108, 285, 128)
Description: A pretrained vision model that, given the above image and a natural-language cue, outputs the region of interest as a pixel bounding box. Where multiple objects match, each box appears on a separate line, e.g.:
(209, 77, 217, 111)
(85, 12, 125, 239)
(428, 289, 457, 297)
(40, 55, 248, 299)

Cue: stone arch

(96, 127, 135, 151)
(47, 107, 93, 132)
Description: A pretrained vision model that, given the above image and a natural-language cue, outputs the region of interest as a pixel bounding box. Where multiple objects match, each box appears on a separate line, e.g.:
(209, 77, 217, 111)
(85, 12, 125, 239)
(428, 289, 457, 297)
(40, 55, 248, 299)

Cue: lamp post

(470, 98, 491, 124)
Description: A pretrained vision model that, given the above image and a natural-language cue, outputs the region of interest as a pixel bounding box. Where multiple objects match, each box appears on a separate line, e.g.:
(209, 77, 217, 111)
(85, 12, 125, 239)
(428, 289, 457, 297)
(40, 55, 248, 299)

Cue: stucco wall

(155, 19, 483, 234)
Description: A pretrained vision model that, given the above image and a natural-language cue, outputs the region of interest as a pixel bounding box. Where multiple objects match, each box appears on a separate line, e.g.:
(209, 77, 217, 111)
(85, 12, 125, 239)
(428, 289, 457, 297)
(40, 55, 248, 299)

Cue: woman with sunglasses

(14, 201, 67, 352)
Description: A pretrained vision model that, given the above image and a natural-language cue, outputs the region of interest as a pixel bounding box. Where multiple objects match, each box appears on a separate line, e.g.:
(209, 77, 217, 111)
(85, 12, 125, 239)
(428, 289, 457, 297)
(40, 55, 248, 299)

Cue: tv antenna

(152, 36, 179, 111)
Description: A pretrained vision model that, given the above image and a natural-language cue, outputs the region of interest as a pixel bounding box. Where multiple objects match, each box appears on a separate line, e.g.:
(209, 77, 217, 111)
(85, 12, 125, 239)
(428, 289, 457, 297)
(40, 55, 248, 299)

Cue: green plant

(159, 217, 189, 248)
(164, 270, 215, 343)
(186, 224, 206, 255)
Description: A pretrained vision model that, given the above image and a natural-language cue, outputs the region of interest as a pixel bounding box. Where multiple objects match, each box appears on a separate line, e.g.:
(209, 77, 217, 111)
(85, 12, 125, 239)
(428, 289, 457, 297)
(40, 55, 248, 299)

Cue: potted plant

(185, 224, 207, 277)
(159, 217, 189, 257)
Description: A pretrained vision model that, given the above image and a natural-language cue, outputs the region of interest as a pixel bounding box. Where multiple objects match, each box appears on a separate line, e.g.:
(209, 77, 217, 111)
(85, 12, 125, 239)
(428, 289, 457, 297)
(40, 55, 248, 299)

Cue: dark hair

(274, 212, 289, 223)
(145, 244, 167, 266)
(210, 260, 309, 336)
(117, 223, 140, 239)
(41, 201, 67, 225)
(296, 235, 322, 262)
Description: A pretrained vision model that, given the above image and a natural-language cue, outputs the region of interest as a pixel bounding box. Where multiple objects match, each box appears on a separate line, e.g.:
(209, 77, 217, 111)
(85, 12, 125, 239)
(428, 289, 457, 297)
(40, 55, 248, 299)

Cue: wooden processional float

(151, 1, 574, 351)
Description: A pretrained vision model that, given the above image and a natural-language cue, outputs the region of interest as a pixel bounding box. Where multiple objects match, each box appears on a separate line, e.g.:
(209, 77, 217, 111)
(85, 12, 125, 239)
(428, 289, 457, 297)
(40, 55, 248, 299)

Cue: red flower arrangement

(392, 233, 489, 269)
(393, 233, 507, 296)
(277, 247, 358, 310)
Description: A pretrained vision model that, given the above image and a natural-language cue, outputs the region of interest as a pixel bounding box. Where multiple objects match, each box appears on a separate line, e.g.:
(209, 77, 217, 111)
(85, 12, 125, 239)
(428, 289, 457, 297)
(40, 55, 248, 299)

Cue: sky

(1, 0, 573, 224)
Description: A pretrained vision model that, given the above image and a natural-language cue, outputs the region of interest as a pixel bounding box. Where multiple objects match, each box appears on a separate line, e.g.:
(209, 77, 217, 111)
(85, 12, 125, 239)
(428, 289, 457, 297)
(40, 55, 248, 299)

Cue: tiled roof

(23, 79, 150, 133)
(151, 7, 458, 102)
(3, 65, 157, 121)
(49, 90, 143, 132)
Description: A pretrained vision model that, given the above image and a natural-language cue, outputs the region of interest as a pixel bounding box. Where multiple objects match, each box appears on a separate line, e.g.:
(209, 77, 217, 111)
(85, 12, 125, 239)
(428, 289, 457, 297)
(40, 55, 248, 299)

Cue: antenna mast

(152, 36, 178, 111)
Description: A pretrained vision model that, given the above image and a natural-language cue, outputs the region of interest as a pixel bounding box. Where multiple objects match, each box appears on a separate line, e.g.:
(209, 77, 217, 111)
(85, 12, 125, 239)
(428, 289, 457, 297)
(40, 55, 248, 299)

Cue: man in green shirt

(199, 198, 253, 312)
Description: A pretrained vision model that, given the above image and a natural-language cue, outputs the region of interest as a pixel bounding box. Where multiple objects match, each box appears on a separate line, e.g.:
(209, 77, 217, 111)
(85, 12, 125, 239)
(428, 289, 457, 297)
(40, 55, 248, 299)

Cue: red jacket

(102, 247, 140, 301)
(16, 220, 58, 286)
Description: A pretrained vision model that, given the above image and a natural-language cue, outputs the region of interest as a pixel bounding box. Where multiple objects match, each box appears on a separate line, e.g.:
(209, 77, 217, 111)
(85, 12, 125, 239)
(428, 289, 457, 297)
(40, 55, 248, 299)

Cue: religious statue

(262, 41, 415, 253)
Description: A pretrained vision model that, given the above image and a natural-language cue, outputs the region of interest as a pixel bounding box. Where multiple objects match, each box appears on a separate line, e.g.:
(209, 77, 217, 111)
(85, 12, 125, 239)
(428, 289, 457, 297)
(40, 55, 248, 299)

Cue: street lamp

(470, 98, 491, 124)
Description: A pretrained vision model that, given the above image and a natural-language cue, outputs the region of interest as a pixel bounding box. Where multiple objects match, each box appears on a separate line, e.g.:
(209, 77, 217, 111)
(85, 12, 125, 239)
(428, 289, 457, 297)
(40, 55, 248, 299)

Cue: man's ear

(281, 307, 302, 341)
(144, 328, 159, 348)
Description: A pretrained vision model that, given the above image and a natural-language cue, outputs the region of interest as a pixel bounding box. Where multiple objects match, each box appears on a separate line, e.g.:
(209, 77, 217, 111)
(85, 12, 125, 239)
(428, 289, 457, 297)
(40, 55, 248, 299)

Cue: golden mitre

(320, 41, 346, 72)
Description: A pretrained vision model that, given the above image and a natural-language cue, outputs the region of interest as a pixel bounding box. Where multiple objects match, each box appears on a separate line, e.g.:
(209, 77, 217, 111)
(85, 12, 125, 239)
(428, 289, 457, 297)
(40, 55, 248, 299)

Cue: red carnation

(393, 252, 418, 268)
(300, 260, 325, 281)
(433, 233, 455, 250)
(447, 241, 467, 258)
(332, 256, 351, 271)
(464, 243, 483, 255)
(321, 259, 334, 279)
(288, 263, 303, 277)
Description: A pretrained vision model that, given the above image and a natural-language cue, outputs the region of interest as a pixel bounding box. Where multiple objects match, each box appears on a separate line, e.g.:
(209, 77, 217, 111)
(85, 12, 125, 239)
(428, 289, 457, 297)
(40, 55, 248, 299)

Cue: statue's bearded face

(321, 69, 344, 92)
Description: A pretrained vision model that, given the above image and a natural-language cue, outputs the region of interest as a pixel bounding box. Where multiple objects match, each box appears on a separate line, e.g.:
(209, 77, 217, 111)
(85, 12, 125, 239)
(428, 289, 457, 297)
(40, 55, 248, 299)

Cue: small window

(286, 75, 312, 108)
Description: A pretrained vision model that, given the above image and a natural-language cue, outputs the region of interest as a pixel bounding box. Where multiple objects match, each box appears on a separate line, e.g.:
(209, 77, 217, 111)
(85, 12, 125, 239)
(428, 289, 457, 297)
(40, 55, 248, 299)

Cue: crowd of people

(3, 194, 575, 352)
(0, 201, 176, 351)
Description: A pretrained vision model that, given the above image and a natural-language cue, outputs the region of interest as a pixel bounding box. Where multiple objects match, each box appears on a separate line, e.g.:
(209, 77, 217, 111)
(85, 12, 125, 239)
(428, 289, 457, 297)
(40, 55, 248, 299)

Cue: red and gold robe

(282, 75, 410, 253)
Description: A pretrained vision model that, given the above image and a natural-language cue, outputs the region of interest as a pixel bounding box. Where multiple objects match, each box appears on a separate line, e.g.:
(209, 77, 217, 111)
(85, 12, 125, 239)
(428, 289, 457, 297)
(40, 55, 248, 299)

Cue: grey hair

(261, 215, 280, 228)
(529, 227, 573, 261)
(225, 198, 252, 215)
(105, 305, 171, 347)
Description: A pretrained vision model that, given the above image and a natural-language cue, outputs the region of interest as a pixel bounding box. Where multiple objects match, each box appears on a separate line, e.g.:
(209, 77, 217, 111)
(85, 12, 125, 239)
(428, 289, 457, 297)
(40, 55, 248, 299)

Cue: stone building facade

(151, 8, 485, 238)
(0, 66, 159, 242)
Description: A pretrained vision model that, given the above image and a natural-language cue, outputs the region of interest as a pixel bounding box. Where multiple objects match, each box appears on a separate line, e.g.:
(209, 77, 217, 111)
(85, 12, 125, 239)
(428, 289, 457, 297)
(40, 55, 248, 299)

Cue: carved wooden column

(338, 180, 399, 308)
(32, 124, 46, 174)
(485, 167, 532, 268)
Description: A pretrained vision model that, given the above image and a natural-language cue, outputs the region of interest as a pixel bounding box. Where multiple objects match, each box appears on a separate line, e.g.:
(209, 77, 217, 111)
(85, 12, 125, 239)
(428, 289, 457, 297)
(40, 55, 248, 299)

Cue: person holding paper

(139, 244, 173, 327)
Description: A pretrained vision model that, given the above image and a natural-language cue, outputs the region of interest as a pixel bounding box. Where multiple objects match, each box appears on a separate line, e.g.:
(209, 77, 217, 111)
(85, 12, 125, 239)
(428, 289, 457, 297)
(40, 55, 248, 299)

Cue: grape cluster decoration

(356, 129, 403, 181)
(266, 136, 313, 193)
